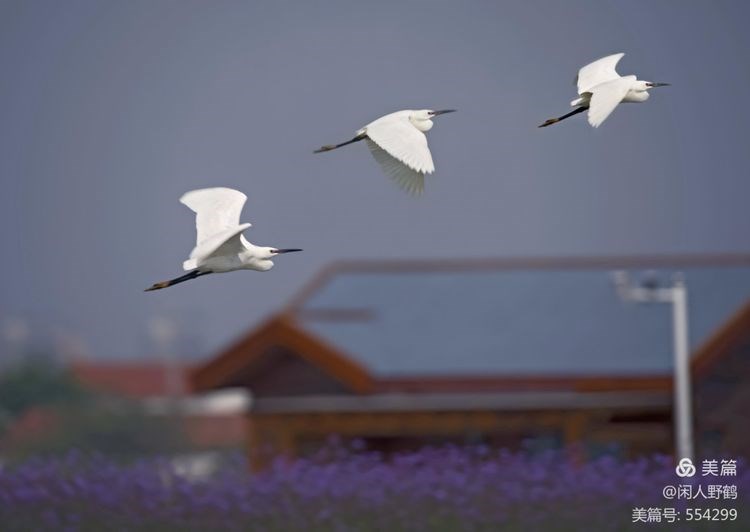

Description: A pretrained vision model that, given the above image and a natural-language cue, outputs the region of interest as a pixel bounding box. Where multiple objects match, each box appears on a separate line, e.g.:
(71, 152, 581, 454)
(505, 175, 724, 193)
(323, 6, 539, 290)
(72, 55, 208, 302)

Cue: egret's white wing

(180, 188, 247, 246)
(183, 222, 252, 270)
(576, 53, 625, 95)
(587, 77, 633, 128)
(365, 139, 425, 195)
(365, 116, 434, 174)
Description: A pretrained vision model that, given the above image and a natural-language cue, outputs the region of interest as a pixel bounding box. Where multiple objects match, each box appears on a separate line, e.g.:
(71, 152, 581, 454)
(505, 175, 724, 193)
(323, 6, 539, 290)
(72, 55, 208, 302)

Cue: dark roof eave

(251, 391, 671, 415)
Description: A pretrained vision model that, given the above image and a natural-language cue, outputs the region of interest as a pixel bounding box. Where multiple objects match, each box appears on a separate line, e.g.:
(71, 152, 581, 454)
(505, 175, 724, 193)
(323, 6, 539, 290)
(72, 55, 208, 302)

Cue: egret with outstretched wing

(539, 53, 669, 128)
(314, 109, 455, 195)
(145, 187, 301, 291)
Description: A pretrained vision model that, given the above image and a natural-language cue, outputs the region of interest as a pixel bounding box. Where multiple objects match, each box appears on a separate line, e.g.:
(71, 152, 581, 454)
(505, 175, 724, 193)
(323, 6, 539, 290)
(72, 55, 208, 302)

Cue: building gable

(191, 316, 375, 395)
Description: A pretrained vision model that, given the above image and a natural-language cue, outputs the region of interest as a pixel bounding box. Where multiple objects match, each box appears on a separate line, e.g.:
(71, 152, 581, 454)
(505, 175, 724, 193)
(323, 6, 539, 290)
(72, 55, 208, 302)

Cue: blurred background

(1, 0, 750, 507)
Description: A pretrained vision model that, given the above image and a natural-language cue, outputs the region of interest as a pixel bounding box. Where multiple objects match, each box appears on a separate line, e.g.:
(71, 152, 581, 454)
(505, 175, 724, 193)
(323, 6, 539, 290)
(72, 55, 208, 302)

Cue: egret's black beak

(432, 109, 456, 116)
(649, 82, 670, 88)
(274, 248, 303, 254)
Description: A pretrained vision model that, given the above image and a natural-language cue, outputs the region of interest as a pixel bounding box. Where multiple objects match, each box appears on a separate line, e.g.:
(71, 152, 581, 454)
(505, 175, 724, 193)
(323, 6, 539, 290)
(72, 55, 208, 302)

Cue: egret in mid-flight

(539, 53, 669, 128)
(145, 187, 301, 291)
(314, 109, 455, 195)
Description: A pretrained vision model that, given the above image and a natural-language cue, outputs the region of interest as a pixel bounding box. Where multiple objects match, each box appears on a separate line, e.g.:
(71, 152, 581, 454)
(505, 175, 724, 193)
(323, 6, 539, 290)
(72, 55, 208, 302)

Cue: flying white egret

(145, 187, 301, 291)
(314, 109, 455, 195)
(539, 53, 669, 128)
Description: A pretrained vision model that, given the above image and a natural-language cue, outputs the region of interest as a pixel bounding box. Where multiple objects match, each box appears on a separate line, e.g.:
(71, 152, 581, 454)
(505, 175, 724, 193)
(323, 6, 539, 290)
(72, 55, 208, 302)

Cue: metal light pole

(149, 316, 183, 410)
(612, 271, 694, 461)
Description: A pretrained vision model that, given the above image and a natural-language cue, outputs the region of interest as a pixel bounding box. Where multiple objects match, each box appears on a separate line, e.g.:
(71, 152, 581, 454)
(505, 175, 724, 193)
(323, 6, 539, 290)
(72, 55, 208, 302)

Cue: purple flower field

(0, 444, 746, 531)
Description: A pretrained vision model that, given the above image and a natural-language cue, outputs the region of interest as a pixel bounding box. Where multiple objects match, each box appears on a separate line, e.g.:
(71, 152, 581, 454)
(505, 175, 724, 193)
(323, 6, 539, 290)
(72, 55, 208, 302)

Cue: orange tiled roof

(69, 360, 191, 398)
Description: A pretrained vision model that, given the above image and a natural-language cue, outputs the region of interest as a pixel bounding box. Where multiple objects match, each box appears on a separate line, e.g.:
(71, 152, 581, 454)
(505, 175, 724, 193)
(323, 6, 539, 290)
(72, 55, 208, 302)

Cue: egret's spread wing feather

(587, 77, 633, 128)
(185, 222, 251, 269)
(365, 116, 435, 175)
(180, 188, 248, 246)
(577, 53, 625, 95)
(366, 139, 425, 195)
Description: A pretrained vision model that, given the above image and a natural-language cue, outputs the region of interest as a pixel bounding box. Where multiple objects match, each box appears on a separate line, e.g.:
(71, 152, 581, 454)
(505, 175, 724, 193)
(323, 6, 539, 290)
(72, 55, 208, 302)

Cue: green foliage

(0, 360, 89, 431)
(16, 402, 189, 460)
(0, 360, 190, 461)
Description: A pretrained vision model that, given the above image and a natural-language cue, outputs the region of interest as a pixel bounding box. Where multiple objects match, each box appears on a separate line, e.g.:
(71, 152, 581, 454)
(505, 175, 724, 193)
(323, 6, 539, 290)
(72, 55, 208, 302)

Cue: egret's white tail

(570, 96, 586, 107)
(183, 258, 198, 271)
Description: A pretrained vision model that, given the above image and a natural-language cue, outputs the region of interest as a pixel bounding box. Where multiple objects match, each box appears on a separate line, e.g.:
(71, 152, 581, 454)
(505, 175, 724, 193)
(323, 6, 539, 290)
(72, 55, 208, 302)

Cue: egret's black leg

(314, 133, 367, 153)
(144, 270, 211, 292)
(538, 106, 588, 128)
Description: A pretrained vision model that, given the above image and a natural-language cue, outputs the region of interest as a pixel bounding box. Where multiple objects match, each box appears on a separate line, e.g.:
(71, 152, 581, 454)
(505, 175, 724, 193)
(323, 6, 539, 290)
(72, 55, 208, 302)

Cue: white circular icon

(675, 458, 696, 477)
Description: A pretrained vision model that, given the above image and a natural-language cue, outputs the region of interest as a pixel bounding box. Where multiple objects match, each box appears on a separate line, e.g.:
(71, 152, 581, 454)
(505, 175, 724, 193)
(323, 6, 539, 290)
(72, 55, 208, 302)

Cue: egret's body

(145, 187, 301, 291)
(539, 53, 669, 128)
(315, 108, 455, 195)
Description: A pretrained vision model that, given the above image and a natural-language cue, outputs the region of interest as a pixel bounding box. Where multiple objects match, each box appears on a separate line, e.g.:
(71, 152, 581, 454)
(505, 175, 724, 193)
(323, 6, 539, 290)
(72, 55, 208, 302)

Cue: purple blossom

(0, 446, 747, 531)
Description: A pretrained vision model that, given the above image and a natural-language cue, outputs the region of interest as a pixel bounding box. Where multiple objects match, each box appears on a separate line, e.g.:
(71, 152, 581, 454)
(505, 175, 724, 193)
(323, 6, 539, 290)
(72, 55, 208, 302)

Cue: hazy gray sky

(1, 0, 749, 359)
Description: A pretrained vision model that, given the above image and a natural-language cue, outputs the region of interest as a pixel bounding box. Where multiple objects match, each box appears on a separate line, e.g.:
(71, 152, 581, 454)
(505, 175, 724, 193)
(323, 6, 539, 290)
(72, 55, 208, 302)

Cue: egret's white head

(256, 247, 303, 270)
(258, 247, 304, 258)
(639, 80, 670, 91)
(627, 80, 669, 102)
(409, 109, 456, 132)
